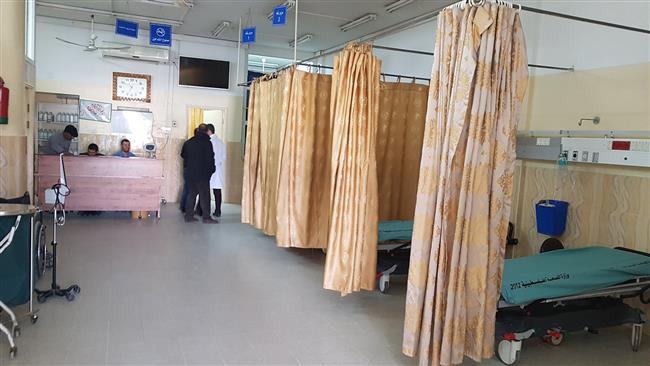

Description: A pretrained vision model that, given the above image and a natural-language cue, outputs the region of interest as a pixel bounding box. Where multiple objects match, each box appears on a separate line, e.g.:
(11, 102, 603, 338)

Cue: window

(25, 0, 35, 61)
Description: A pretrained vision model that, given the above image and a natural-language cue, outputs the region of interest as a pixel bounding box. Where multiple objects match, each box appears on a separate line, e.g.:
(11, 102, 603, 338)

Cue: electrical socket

(172, 121, 177, 127)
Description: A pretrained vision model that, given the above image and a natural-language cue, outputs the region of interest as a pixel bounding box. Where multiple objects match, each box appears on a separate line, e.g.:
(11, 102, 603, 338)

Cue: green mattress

(501, 246, 650, 305)
(378, 220, 414, 242)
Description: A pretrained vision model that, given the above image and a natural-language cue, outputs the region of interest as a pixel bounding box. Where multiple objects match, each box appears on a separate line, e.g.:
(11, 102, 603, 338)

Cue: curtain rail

(241, 2, 650, 87)
(237, 63, 431, 87)
(373, 45, 575, 71)
(520, 5, 650, 35)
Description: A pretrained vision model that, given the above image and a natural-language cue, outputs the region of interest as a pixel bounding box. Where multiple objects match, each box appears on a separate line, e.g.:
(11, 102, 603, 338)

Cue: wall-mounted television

(179, 56, 230, 90)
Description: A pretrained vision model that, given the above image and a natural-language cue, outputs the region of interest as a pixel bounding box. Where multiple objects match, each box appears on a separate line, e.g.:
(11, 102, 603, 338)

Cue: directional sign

(150, 23, 172, 46)
(115, 18, 138, 38)
(272, 5, 287, 26)
(242, 27, 256, 44)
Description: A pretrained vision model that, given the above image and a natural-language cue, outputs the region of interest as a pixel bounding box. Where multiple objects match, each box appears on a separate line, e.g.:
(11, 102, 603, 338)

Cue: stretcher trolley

(376, 221, 413, 293)
(0, 204, 39, 359)
(495, 246, 650, 365)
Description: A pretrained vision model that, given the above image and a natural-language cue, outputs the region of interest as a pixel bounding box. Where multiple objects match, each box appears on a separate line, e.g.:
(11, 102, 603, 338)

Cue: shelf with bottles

(37, 102, 80, 124)
(37, 111, 80, 124)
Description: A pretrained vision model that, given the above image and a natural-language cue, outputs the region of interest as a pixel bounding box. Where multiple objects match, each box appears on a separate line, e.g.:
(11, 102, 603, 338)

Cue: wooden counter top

(36, 155, 164, 216)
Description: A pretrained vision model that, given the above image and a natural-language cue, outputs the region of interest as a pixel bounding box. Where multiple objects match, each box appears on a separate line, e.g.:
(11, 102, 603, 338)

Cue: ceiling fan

(56, 15, 131, 52)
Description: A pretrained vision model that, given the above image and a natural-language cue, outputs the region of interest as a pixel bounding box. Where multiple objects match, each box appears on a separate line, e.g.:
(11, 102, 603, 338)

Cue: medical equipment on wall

(515, 131, 650, 168)
(35, 154, 81, 303)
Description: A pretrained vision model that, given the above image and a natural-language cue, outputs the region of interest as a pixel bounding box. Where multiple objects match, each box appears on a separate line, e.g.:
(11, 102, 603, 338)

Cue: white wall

(35, 16, 245, 142)
(370, 0, 650, 78)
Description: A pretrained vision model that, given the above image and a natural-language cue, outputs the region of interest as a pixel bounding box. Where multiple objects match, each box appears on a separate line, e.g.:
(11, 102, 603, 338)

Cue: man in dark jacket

(181, 124, 218, 224)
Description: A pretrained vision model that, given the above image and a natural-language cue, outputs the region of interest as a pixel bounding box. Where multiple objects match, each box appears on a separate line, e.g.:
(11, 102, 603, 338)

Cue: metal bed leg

(632, 323, 643, 352)
(0, 300, 18, 358)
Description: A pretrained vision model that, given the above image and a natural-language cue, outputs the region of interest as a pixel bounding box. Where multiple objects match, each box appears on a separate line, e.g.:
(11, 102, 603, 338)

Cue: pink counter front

(35, 155, 164, 217)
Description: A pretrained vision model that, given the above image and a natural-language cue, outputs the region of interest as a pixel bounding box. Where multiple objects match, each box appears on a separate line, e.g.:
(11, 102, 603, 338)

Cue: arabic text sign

(150, 23, 172, 46)
(242, 27, 256, 44)
(272, 6, 287, 26)
(115, 18, 138, 38)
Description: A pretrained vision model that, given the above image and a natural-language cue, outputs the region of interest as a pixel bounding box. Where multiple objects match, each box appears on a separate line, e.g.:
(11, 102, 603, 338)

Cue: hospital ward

(1, 0, 649, 365)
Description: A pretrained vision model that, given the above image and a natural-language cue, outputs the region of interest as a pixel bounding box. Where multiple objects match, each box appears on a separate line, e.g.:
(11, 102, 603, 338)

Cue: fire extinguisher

(0, 76, 9, 125)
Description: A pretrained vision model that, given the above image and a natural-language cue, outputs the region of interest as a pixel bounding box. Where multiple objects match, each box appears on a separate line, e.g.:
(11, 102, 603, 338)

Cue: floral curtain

(376, 81, 429, 221)
(241, 73, 290, 234)
(323, 43, 382, 295)
(242, 81, 260, 225)
(402, 3, 528, 366)
(258, 74, 289, 236)
(276, 68, 332, 249)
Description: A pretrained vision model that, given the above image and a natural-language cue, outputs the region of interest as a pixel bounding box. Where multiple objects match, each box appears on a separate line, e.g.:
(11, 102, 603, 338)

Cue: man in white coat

(206, 124, 226, 217)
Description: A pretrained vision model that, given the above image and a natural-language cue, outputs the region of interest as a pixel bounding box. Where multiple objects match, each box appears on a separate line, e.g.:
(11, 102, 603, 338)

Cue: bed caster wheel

(378, 276, 390, 294)
(9, 346, 17, 359)
(72, 285, 81, 294)
(544, 330, 563, 346)
(31, 314, 38, 324)
(65, 292, 75, 302)
(12, 326, 20, 338)
(497, 340, 521, 365)
(631, 324, 643, 352)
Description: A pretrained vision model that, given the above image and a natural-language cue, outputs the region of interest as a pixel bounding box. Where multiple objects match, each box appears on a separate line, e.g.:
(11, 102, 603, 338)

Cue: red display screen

(611, 141, 631, 150)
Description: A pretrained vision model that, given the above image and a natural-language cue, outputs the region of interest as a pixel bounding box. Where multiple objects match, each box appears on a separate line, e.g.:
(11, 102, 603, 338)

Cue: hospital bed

(496, 246, 650, 365)
(376, 220, 413, 293)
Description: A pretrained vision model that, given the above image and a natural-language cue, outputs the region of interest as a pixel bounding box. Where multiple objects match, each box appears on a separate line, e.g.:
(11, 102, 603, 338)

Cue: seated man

(45, 124, 77, 155)
(113, 138, 136, 158)
(80, 143, 104, 156)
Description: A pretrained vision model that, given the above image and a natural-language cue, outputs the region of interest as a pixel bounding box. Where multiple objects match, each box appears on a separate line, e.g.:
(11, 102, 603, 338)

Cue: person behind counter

(113, 138, 136, 158)
(45, 124, 78, 155)
(80, 143, 104, 156)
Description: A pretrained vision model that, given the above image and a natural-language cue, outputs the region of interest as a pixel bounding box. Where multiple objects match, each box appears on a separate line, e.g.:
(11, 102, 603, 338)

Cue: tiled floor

(0, 204, 648, 365)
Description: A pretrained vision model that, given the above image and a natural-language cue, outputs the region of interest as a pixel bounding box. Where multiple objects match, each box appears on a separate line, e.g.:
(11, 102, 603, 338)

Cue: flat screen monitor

(179, 56, 230, 89)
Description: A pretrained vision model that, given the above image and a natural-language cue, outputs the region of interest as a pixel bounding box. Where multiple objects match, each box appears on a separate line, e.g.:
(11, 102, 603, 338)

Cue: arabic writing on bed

(509, 273, 570, 290)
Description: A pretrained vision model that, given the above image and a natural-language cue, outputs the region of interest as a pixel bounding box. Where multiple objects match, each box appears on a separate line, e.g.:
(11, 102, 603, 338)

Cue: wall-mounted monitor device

(179, 56, 230, 90)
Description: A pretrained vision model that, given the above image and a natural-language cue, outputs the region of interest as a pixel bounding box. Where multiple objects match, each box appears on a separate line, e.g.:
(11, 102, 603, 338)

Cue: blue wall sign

(242, 27, 256, 44)
(272, 5, 287, 26)
(115, 18, 138, 38)
(150, 23, 172, 46)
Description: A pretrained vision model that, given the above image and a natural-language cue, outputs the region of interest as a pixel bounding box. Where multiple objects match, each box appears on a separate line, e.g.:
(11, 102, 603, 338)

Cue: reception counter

(35, 155, 164, 217)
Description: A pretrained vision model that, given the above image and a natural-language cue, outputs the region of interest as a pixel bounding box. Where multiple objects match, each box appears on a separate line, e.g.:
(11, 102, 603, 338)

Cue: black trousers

(185, 179, 211, 220)
(212, 189, 222, 216)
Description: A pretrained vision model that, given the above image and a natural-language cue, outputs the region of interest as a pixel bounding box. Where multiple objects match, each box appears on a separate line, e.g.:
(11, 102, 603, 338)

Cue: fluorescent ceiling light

(137, 0, 179, 7)
(385, 0, 415, 13)
(289, 34, 313, 48)
(211, 21, 231, 38)
(339, 13, 377, 32)
(266, 0, 295, 21)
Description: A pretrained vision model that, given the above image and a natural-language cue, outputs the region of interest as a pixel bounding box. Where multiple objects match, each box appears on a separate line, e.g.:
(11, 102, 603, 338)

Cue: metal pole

(521, 5, 650, 35)
(293, 0, 299, 63)
(237, 16, 242, 85)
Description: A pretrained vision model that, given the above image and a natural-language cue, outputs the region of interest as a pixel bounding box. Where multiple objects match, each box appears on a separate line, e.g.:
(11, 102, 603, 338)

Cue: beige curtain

(323, 43, 381, 295)
(276, 68, 332, 249)
(242, 82, 260, 225)
(402, 4, 528, 366)
(241, 74, 289, 233)
(256, 74, 289, 235)
(187, 107, 205, 139)
(376, 82, 429, 221)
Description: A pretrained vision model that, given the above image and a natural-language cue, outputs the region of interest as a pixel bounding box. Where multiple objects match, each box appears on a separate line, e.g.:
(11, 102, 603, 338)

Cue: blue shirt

(113, 151, 136, 158)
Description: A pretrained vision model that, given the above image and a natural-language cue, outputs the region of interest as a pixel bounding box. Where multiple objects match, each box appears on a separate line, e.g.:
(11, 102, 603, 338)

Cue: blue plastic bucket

(535, 200, 569, 236)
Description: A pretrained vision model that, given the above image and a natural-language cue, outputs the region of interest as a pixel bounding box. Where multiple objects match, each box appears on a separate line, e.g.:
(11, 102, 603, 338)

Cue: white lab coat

(210, 134, 226, 189)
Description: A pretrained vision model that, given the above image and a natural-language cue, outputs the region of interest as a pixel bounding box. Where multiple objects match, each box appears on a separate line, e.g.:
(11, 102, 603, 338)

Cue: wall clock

(112, 72, 151, 103)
